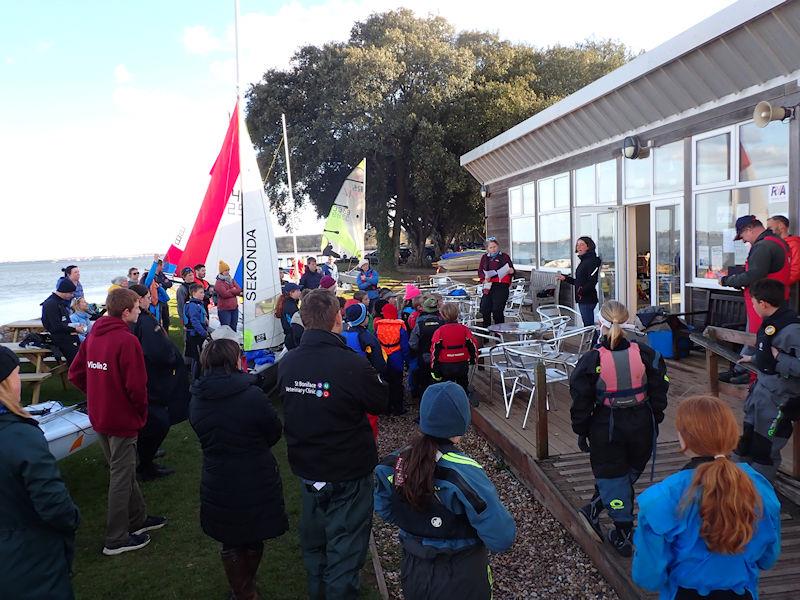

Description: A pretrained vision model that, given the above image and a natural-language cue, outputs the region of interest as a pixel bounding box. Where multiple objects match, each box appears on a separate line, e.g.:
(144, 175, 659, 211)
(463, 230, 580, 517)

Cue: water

(0, 255, 153, 324)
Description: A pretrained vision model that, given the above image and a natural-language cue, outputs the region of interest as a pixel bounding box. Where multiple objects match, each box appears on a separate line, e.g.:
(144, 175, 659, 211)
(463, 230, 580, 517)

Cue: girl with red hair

(633, 395, 781, 599)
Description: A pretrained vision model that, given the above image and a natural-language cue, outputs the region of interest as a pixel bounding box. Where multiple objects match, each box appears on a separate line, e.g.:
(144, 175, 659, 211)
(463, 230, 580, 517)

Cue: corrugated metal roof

(461, 0, 800, 184)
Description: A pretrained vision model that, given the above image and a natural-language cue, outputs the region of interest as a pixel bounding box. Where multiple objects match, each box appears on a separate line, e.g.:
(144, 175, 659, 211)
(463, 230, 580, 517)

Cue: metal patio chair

(502, 345, 569, 429)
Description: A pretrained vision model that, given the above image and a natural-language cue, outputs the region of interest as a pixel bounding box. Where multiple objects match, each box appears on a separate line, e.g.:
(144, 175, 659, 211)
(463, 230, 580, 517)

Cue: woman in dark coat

(189, 339, 288, 600)
(557, 236, 602, 329)
(0, 347, 80, 600)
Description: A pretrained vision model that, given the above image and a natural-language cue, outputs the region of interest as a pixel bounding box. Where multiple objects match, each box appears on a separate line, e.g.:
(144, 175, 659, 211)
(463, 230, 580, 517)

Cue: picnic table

(5, 319, 45, 342)
(1, 342, 67, 405)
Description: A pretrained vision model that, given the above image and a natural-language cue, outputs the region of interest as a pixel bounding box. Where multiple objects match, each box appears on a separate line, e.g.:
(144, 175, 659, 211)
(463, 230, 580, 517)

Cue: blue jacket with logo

(633, 460, 781, 599)
(374, 443, 516, 553)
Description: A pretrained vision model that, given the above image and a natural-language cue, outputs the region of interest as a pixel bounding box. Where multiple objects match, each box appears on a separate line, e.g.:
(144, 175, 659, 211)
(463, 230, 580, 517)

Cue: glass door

(650, 199, 682, 312)
(575, 208, 620, 302)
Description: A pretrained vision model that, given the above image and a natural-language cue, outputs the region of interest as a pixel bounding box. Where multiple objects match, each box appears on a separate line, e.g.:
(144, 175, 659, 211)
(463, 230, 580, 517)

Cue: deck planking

(470, 349, 799, 599)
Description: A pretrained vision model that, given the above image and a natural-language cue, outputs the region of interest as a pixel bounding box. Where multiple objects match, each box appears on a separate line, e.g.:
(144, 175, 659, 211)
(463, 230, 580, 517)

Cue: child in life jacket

(735, 278, 800, 481)
(409, 296, 445, 398)
(374, 382, 516, 600)
(569, 299, 669, 557)
(633, 395, 780, 599)
(374, 303, 411, 415)
(342, 303, 386, 437)
(431, 303, 478, 397)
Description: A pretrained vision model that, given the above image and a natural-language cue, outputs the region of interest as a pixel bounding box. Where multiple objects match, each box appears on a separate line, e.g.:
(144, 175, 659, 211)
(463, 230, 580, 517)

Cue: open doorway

(634, 204, 651, 310)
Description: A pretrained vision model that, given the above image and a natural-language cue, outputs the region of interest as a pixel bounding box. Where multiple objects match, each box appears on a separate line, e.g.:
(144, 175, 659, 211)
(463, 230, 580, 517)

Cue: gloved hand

(578, 435, 590, 453)
(719, 275, 729, 287)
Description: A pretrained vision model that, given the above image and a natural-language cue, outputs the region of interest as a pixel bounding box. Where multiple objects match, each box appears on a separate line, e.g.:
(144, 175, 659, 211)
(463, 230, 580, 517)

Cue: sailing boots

(606, 522, 634, 558)
(577, 491, 604, 543)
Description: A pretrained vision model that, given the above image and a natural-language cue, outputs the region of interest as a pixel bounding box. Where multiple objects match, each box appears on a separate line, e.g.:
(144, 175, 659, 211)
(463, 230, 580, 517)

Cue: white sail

(320, 159, 366, 259)
(240, 111, 284, 350)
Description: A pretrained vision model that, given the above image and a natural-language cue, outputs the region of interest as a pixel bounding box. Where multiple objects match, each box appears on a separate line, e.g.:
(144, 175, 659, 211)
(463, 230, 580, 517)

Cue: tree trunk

(391, 154, 407, 267)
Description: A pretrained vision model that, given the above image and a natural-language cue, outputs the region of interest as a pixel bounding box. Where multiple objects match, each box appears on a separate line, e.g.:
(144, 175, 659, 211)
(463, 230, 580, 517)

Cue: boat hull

(29, 401, 98, 461)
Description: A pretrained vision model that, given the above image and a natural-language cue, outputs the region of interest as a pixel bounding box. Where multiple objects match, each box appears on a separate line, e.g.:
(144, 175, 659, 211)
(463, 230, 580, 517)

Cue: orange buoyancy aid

(596, 345, 648, 408)
(432, 323, 477, 364)
(375, 318, 405, 360)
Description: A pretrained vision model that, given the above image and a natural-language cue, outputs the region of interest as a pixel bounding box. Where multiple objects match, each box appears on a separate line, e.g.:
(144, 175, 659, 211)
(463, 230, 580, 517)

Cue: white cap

(358, 259, 369, 269)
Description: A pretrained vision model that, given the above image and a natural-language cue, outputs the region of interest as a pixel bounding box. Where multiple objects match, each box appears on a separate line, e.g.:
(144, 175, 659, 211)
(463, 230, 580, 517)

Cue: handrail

(691, 326, 800, 480)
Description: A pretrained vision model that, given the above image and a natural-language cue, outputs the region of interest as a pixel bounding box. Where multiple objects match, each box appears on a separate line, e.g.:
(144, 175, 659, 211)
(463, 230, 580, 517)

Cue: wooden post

(706, 329, 719, 397)
(535, 362, 548, 460)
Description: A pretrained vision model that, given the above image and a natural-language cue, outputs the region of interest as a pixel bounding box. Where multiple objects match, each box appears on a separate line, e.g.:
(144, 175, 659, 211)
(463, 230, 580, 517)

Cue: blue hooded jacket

(375, 445, 516, 553)
(356, 268, 380, 299)
(633, 460, 781, 599)
(184, 298, 209, 338)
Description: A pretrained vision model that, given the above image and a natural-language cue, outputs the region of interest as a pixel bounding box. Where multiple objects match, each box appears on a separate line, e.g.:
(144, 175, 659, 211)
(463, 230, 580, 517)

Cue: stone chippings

(373, 411, 620, 600)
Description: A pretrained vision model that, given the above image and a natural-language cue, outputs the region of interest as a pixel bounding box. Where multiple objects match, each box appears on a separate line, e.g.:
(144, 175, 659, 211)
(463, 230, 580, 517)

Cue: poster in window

(711, 247, 723, 271)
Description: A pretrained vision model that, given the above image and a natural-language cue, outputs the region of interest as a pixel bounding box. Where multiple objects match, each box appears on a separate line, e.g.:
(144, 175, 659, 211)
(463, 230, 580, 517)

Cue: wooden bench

(20, 372, 53, 405)
(691, 326, 800, 479)
(5, 319, 45, 342)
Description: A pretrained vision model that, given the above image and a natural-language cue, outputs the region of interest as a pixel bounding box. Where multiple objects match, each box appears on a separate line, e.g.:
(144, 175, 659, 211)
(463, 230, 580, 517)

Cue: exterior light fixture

(480, 184, 490, 199)
(622, 136, 650, 160)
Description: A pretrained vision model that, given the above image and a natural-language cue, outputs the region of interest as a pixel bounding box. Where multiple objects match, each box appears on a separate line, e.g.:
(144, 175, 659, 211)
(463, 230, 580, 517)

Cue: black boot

(606, 522, 633, 557)
(577, 491, 604, 542)
(221, 547, 259, 600)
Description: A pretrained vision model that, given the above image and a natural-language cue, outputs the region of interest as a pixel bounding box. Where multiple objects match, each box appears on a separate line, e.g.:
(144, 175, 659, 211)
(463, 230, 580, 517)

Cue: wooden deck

(470, 351, 800, 600)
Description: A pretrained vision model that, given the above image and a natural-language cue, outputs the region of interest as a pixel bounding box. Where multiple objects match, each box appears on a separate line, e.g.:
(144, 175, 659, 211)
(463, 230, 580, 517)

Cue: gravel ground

(373, 409, 620, 600)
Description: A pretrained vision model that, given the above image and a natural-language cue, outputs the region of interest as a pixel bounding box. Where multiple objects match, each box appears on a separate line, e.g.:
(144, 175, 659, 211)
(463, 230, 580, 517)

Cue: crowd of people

(4, 218, 800, 599)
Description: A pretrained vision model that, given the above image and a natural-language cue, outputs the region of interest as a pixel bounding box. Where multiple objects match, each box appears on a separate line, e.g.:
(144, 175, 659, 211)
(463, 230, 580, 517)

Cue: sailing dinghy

(321, 160, 367, 286)
(162, 102, 285, 353)
(27, 401, 98, 461)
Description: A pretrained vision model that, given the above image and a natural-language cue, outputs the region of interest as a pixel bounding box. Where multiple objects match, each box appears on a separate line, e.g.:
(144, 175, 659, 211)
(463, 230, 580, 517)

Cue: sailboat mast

(234, 0, 245, 297)
(281, 112, 300, 277)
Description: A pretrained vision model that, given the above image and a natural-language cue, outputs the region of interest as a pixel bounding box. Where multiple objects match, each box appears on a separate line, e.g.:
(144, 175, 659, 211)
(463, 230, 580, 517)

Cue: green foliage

(246, 11, 633, 265)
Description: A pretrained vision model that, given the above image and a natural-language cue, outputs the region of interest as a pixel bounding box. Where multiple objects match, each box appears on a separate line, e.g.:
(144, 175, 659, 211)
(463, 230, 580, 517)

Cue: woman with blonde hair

(0, 347, 80, 599)
(633, 395, 780, 599)
(569, 299, 669, 557)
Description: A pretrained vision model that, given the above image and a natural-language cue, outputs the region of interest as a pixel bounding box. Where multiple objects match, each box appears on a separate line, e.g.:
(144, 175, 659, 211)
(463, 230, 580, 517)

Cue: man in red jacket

(768, 215, 800, 285)
(69, 288, 167, 556)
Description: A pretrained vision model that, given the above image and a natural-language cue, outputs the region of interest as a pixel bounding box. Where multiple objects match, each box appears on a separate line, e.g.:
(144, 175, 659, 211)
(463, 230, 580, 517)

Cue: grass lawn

(20, 287, 414, 599)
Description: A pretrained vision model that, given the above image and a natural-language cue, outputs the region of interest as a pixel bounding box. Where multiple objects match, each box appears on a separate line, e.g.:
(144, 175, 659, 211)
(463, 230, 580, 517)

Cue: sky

(0, 0, 737, 262)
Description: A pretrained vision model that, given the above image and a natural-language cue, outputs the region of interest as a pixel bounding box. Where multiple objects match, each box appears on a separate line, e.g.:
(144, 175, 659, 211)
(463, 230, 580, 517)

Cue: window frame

(623, 141, 686, 204)
(507, 181, 538, 269)
(536, 172, 571, 271)
(690, 120, 790, 288)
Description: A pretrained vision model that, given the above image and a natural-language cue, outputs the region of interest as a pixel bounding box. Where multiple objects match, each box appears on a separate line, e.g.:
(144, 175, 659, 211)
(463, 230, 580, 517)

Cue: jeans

(577, 302, 597, 328)
(218, 308, 239, 331)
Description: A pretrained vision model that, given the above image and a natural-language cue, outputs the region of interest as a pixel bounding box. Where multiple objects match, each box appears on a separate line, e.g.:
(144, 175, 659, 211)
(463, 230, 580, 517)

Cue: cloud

(35, 40, 54, 53)
(182, 25, 223, 55)
(114, 64, 132, 84)
(4, 57, 14, 65)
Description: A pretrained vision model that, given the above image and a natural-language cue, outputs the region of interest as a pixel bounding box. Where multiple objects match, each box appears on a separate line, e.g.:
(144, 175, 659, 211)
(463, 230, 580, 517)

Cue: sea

(0, 255, 154, 325)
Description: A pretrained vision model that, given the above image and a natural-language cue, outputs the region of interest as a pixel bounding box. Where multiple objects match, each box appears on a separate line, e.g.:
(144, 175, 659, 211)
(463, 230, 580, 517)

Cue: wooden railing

(691, 326, 800, 479)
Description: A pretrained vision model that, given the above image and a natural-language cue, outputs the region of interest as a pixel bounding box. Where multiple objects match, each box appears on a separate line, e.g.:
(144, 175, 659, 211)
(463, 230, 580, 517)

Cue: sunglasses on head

(486, 236, 497, 243)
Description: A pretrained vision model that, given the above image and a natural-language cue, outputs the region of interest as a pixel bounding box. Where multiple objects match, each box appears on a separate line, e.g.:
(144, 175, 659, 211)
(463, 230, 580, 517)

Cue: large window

(509, 183, 536, 266)
(538, 173, 571, 269)
(624, 141, 684, 202)
(576, 159, 617, 206)
(540, 212, 571, 269)
(693, 120, 789, 284)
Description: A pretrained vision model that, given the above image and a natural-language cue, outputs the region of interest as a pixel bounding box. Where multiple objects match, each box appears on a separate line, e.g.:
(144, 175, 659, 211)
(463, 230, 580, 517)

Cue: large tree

(246, 10, 632, 266)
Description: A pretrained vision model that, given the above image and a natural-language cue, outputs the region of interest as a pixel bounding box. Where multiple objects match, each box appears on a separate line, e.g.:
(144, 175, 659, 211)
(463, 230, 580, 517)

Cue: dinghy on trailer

(27, 401, 97, 461)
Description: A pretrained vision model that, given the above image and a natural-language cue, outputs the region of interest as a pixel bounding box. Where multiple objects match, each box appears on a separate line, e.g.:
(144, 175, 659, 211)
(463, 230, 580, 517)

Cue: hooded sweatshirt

(68, 316, 148, 437)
